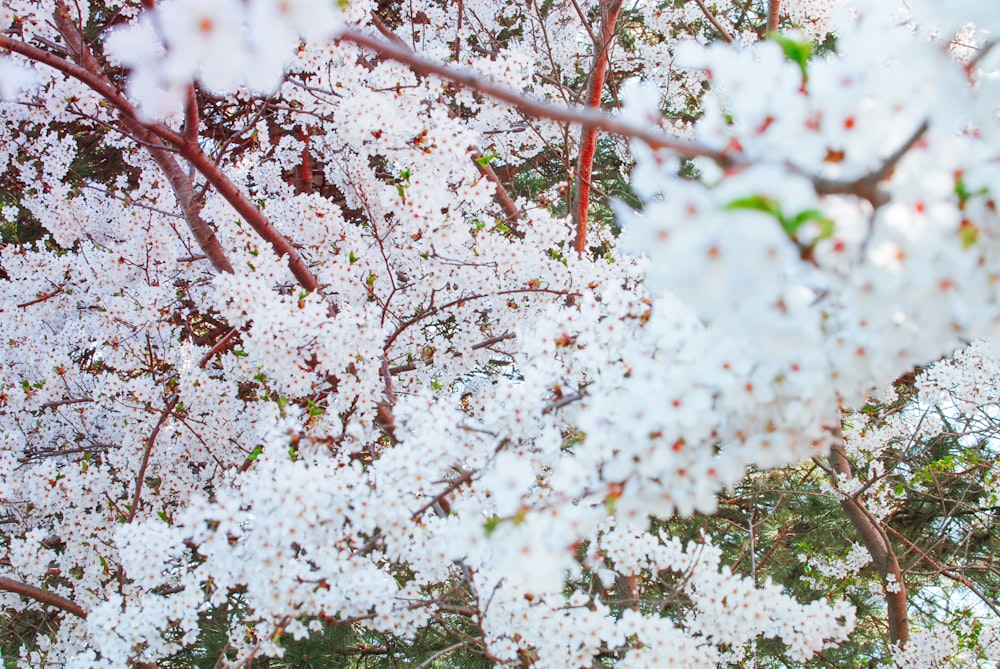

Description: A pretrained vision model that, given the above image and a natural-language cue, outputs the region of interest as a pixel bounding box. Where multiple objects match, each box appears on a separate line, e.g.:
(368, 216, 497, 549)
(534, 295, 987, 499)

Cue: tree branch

(471, 150, 521, 227)
(50, 4, 234, 275)
(693, 0, 734, 43)
(127, 395, 180, 523)
(0, 576, 87, 619)
(336, 29, 730, 162)
(5, 6, 319, 291)
(572, 0, 624, 255)
(811, 120, 929, 208)
(766, 0, 780, 34)
(829, 441, 909, 646)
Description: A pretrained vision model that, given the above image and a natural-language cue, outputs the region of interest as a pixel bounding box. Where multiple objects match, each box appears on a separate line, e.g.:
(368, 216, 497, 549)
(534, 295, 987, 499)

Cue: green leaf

(725, 194, 782, 219)
(770, 33, 813, 80)
(307, 399, 325, 417)
(959, 220, 980, 249)
(784, 208, 834, 239)
(483, 515, 502, 536)
(475, 152, 499, 167)
(247, 445, 263, 462)
(955, 174, 989, 207)
(726, 196, 835, 241)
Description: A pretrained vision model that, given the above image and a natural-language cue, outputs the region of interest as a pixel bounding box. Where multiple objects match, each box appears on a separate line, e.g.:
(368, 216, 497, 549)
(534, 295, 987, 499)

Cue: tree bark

(572, 0, 624, 255)
(829, 442, 909, 646)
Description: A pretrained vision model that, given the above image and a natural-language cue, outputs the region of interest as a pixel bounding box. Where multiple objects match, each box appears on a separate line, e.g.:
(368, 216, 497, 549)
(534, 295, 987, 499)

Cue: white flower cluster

(889, 625, 963, 669)
(0, 0, 998, 667)
(801, 542, 873, 587)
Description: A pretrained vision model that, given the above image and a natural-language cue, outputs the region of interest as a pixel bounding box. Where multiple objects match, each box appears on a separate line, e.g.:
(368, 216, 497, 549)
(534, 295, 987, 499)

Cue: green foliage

(770, 32, 814, 81)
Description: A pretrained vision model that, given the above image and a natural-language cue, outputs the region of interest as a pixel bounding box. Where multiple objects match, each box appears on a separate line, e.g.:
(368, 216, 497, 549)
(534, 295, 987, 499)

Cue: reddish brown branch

(811, 120, 929, 208)
(49, 5, 233, 275)
(0, 576, 87, 619)
(471, 150, 520, 226)
(138, 130, 237, 274)
(337, 29, 730, 161)
(693, 0, 734, 43)
(40, 397, 94, 410)
(127, 395, 180, 522)
(571, 0, 623, 255)
(411, 469, 476, 521)
(883, 523, 1000, 618)
(766, 0, 780, 34)
(183, 83, 199, 147)
(829, 442, 909, 646)
(4, 8, 318, 291)
(181, 147, 319, 291)
(17, 285, 66, 308)
(295, 127, 315, 195)
(198, 327, 240, 368)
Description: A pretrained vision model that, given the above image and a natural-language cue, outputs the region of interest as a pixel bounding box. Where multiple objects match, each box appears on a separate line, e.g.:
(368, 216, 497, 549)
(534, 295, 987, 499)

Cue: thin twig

(411, 470, 476, 521)
(693, 0, 733, 43)
(127, 395, 180, 522)
(416, 642, 469, 669)
(40, 397, 93, 410)
(811, 119, 929, 208)
(17, 285, 66, 308)
(198, 327, 240, 368)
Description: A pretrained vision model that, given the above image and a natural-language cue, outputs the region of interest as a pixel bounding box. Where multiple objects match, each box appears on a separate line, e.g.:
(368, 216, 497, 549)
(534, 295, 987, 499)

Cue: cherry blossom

(1, 0, 999, 667)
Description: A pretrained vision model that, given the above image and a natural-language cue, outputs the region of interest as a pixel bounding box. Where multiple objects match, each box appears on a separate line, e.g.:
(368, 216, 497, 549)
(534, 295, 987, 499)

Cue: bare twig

(411, 469, 476, 521)
(127, 395, 180, 522)
(883, 524, 1000, 618)
(17, 285, 66, 308)
(416, 642, 469, 669)
(40, 397, 93, 410)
